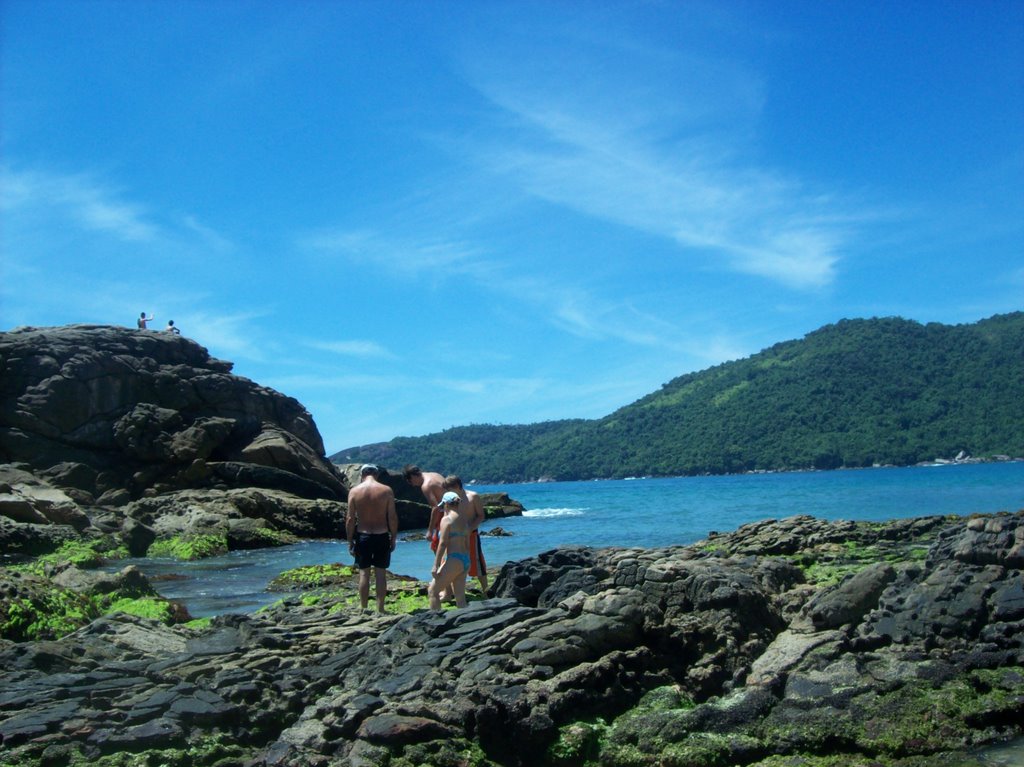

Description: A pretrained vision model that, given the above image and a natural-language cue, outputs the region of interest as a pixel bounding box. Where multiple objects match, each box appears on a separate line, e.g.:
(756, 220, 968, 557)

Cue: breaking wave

(522, 507, 586, 518)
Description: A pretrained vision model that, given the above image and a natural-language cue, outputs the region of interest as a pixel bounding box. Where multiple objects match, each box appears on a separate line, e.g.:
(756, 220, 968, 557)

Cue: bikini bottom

(447, 552, 470, 571)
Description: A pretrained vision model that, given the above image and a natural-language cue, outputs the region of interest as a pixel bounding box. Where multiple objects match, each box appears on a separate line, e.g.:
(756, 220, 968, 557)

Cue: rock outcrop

(0, 325, 355, 565)
(1, 512, 1021, 767)
(0, 325, 344, 502)
(0, 325, 531, 654)
(0, 325, 522, 565)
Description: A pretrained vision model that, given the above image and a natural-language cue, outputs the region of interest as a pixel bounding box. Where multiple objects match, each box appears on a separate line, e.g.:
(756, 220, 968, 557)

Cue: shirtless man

(443, 475, 488, 594)
(345, 464, 398, 613)
(402, 465, 447, 551)
(137, 312, 154, 329)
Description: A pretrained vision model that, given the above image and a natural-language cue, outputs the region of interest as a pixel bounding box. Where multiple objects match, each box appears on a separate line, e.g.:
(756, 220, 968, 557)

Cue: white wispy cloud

(1, 166, 158, 242)
(551, 294, 671, 348)
(300, 228, 485, 276)
(299, 219, 734, 360)
(431, 377, 488, 395)
(177, 308, 273, 364)
(306, 339, 396, 359)
(1, 164, 238, 259)
(181, 215, 235, 253)
(492, 270, 703, 354)
(264, 372, 406, 391)
(455, 25, 850, 291)
(476, 107, 842, 290)
(289, 13, 854, 369)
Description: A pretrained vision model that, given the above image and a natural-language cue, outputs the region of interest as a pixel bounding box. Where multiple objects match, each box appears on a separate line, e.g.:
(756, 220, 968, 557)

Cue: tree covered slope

(333, 313, 1024, 482)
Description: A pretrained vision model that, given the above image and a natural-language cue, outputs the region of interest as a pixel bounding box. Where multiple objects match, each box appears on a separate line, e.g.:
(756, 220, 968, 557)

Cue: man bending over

(402, 464, 447, 551)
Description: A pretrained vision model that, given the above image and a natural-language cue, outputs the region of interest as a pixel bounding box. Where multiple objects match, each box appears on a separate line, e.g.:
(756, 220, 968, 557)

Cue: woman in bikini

(428, 491, 470, 609)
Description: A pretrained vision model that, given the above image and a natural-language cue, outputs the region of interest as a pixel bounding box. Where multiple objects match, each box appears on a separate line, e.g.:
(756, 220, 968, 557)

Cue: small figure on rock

(345, 464, 398, 613)
(165, 320, 181, 335)
(137, 311, 154, 329)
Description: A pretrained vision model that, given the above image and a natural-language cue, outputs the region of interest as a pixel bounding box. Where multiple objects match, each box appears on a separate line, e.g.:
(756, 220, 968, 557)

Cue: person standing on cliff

(402, 465, 447, 551)
(345, 464, 398, 613)
(137, 311, 154, 329)
(428, 491, 470, 610)
(443, 475, 488, 595)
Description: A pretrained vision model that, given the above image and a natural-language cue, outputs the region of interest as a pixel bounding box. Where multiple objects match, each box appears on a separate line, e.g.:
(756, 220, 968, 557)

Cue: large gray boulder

(0, 325, 355, 558)
(0, 325, 346, 501)
(0, 464, 90, 531)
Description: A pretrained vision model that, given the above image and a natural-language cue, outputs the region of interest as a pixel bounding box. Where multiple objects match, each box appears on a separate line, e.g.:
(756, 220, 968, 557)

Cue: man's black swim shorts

(354, 531, 391, 569)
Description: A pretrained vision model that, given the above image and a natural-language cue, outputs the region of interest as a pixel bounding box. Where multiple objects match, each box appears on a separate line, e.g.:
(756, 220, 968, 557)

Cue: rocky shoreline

(0, 511, 1021, 766)
(0, 325, 523, 643)
(2, 325, 1022, 766)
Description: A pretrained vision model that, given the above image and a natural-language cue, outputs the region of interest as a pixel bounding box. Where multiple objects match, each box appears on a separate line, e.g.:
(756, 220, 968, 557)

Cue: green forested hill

(332, 313, 1024, 482)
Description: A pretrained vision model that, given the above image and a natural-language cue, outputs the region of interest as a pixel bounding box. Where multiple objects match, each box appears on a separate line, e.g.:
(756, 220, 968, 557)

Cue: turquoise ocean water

(123, 462, 1024, 618)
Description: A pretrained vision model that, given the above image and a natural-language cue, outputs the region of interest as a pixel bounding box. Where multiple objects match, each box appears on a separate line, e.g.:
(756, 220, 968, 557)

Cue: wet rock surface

(0, 511, 1021, 766)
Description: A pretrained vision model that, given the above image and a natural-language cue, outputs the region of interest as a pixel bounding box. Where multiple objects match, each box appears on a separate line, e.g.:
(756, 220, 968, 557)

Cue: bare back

(419, 471, 446, 506)
(465, 489, 486, 531)
(439, 508, 470, 558)
(420, 471, 447, 537)
(346, 477, 397, 535)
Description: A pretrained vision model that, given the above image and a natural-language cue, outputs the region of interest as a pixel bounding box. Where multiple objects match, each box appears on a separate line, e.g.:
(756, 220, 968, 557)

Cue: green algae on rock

(264, 562, 485, 616)
(146, 533, 229, 560)
(0, 536, 185, 641)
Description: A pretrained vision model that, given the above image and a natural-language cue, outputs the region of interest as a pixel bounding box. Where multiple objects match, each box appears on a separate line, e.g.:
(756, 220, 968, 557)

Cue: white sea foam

(522, 507, 586, 518)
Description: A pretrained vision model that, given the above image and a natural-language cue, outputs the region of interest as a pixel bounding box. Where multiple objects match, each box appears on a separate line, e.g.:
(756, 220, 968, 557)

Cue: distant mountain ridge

(332, 313, 1024, 482)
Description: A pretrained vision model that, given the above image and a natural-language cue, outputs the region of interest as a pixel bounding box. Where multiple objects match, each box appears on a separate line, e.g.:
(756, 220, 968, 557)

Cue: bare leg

(430, 532, 447, 600)
(429, 560, 464, 610)
(374, 567, 387, 613)
(428, 577, 443, 610)
(453, 571, 468, 608)
(358, 568, 370, 610)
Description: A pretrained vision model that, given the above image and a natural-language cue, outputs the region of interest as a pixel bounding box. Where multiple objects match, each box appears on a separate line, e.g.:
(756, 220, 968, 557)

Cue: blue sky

(2, 1, 1022, 454)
